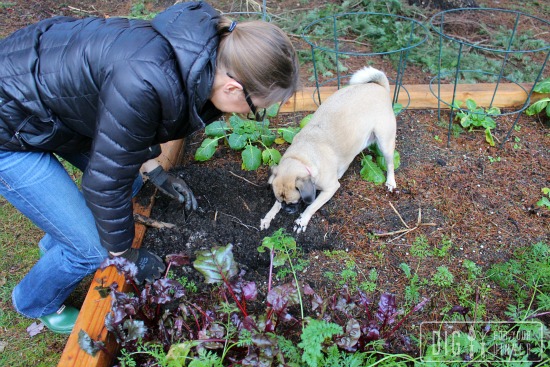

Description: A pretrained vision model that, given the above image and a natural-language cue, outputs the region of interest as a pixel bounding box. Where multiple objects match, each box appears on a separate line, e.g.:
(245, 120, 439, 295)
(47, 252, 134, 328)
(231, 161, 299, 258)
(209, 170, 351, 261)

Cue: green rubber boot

(38, 305, 79, 334)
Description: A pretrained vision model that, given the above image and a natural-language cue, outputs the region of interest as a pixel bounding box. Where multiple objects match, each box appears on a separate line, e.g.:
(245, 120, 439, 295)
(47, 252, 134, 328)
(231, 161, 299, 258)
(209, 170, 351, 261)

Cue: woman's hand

(144, 165, 198, 212)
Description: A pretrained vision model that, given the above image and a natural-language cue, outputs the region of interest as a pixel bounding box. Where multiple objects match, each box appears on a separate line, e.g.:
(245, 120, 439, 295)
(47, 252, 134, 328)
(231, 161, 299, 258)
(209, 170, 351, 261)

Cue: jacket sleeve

(82, 60, 168, 253)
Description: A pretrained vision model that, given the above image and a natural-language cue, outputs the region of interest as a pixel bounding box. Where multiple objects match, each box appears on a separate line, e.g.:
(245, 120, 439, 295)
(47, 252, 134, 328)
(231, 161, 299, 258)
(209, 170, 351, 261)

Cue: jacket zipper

(14, 131, 27, 150)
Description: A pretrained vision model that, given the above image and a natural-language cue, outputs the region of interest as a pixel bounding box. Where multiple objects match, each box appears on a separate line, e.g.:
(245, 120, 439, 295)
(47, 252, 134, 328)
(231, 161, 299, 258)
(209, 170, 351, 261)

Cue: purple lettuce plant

(78, 238, 429, 366)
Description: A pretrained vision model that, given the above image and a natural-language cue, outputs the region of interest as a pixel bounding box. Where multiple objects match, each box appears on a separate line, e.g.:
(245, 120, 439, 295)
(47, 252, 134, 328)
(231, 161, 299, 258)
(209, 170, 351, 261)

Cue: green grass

(0, 198, 67, 366)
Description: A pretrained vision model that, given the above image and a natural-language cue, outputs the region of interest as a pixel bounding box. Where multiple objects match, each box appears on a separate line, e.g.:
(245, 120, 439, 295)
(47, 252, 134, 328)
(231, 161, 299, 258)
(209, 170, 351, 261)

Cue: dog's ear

(296, 177, 316, 204)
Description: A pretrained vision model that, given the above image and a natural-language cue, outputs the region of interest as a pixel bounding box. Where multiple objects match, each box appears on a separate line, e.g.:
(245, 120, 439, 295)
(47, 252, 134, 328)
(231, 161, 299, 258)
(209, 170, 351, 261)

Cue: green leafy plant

(537, 187, 550, 209)
(258, 229, 302, 291)
(513, 136, 522, 150)
(194, 105, 291, 170)
(319, 250, 377, 293)
(432, 235, 452, 257)
(421, 242, 550, 365)
(300, 49, 349, 82)
(431, 265, 454, 288)
(360, 143, 401, 185)
(298, 319, 343, 367)
(488, 241, 550, 308)
(128, 0, 157, 19)
(409, 234, 431, 259)
(399, 262, 421, 306)
(525, 78, 550, 118)
(454, 99, 500, 146)
(462, 259, 482, 280)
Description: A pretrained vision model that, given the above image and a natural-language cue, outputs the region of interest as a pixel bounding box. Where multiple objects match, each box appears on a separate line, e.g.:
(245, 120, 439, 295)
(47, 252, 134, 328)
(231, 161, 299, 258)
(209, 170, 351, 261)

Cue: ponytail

(217, 16, 300, 107)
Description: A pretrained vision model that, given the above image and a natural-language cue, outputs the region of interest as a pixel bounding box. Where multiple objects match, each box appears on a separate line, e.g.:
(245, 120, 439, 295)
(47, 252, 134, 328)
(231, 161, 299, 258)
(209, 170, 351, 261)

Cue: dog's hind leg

(376, 137, 397, 191)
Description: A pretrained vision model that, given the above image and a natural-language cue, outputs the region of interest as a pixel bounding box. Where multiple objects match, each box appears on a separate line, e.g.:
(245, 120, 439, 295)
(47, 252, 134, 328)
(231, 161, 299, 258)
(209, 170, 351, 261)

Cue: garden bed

(57, 83, 549, 366)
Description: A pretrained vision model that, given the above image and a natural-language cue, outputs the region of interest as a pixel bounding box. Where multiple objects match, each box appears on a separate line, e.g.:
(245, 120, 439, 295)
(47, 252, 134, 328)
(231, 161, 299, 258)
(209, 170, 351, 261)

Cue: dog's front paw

(260, 217, 271, 230)
(293, 217, 309, 233)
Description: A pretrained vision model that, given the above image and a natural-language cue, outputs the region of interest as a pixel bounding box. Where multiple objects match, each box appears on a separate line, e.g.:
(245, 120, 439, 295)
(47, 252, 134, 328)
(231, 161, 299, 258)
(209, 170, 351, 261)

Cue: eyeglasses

(226, 73, 266, 122)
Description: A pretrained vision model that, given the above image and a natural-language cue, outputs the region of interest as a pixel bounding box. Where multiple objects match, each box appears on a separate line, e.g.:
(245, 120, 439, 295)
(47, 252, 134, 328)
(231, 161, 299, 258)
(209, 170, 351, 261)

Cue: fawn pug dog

(260, 66, 397, 233)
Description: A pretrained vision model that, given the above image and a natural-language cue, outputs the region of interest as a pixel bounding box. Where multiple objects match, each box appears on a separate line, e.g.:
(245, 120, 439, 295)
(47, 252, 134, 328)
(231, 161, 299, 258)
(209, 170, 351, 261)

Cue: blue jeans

(0, 150, 142, 318)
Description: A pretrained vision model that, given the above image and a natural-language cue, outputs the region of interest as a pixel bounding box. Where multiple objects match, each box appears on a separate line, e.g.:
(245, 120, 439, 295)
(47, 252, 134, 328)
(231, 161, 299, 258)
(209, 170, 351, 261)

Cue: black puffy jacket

(0, 2, 222, 252)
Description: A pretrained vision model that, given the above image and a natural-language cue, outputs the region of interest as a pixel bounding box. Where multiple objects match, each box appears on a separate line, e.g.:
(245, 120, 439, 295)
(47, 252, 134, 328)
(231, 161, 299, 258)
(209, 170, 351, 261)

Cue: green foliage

(393, 103, 404, 115)
(118, 342, 171, 367)
(488, 242, 550, 306)
(297, 319, 343, 367)
(299, 114, 313, 128)
(359, 268, 378, 293)
(258, 228, 298, 268)
(302, 50, 349, 82)
(526, 78, 550, 118)
(410, 235, 431, 259)
(193, 244, 238, 284)
(432, 235, 452, 257)
(431, 266, 454, 288)
(195, 108, 284, 171)
(275, 335, 303, 366)
(188, 349, 224, 367)
(276, 257, 310, 280)
(322, 345, 371, 367)
(537, 187, 550, 209)
(454, 99, 500, 146)
(129, 0, 157, 19)
(462, 259, 482, 280)
(360, 154, 386, 185)
(320, 252, 377, 293)
(259, 230, 309, 281)
(399, 263, 421, 305)
(165, 340, 201, 367)
(360, 144, 400, 185)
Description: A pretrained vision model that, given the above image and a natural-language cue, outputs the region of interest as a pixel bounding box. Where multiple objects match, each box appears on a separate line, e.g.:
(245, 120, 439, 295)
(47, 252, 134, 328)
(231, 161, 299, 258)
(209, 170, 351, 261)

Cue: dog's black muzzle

(282, 202, 301, 214)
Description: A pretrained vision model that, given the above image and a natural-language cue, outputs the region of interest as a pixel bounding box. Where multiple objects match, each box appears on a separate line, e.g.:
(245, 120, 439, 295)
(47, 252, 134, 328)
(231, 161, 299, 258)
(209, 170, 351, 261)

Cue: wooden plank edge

(280, 83, 548, 112)
(58, 140, 184, 367)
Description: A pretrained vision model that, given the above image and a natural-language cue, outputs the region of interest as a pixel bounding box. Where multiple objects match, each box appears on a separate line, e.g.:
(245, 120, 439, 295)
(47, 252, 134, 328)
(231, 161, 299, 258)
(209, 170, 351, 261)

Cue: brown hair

(217, 16, 300, 107)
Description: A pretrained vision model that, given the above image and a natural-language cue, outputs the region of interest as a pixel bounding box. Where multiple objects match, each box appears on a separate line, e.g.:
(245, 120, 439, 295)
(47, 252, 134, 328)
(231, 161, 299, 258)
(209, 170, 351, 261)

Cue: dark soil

(144, 106, 549, 312)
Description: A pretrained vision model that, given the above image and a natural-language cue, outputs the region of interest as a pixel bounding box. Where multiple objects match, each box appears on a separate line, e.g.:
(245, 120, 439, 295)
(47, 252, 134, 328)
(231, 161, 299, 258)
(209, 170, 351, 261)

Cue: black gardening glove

(119, 248, 166, 284)
(145, 166, 198, 212)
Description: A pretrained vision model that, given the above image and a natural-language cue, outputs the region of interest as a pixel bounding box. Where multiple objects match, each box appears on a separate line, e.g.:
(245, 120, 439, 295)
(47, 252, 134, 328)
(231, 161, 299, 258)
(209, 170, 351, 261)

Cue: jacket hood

(151, 2, 220, 126)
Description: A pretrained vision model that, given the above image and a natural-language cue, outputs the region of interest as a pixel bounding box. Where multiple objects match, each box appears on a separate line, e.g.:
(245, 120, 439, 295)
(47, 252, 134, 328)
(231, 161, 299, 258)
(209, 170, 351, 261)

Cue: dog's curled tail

(349, 66, 390, 93)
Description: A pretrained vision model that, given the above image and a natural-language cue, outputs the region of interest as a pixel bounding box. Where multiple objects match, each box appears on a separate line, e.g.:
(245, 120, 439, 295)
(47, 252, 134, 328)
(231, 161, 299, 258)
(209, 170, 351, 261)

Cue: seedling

(409, 234, 431, 259)
(513, 136, 522, 150)
(462, 259, 482, 280)
(399, 262, 421, 305)
(432, 235, 452, 257)
(431, 265, 454, 288)
(537, 187, 550, 209)
(453, 99, 500, 146)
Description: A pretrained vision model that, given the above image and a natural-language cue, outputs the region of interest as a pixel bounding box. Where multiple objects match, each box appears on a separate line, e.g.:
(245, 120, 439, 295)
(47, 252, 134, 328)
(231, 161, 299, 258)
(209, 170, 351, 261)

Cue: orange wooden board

(280, 83, 543, 112)
(57, 196, 153, 367)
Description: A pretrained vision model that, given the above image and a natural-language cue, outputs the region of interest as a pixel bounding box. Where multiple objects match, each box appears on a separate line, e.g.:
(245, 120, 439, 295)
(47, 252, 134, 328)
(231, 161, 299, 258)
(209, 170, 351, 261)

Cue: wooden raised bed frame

(58, 83, 547, 367)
